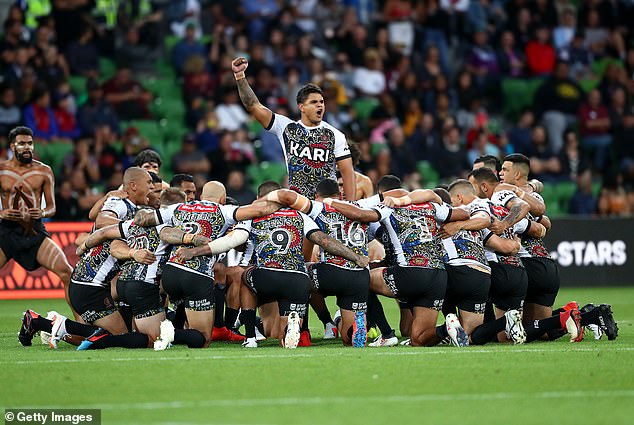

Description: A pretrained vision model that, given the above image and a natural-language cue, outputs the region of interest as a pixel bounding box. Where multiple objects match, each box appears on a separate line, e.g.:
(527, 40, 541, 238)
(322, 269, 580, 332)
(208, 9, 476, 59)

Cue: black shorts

(0, 220, 49, 271)
(116, 279, 164, 319)
(309, 263, 369, 312)
(445, 265, 490, 314)
(69, 280, 117, 324)
(489, 262, 528, 311)
(383, 266, 446, 309)
(522, 257, 560, 307)
(161, 264, 214, 311)
(244, 267, 310, 317)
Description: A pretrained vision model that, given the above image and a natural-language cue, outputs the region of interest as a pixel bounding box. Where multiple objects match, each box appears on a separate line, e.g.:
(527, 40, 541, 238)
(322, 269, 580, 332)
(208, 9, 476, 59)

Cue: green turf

(1, 287, 633, 425)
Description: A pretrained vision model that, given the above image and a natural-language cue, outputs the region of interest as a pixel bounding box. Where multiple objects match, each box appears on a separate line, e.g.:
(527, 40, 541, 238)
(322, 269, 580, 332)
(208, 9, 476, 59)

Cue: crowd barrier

(0, 218, 631, 299)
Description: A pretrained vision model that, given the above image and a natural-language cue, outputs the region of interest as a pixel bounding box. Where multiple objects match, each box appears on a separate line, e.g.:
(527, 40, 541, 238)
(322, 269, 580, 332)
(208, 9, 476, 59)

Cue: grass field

(1, 287, 633, 425)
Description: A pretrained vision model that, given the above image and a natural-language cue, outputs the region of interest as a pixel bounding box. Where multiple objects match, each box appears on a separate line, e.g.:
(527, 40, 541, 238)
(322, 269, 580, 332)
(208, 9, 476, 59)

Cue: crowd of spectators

(1, 0, 634, 219)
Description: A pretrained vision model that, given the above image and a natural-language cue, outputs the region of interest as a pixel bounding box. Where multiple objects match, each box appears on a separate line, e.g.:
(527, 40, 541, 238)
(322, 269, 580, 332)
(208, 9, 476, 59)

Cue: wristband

(183, 233, 195, 245)
(398, 195, 412, 206)
(234, 71, 245, 80)
(41, 209, 47, 218)
(290, 194, 310, 211)
(265, 191, 281, 203)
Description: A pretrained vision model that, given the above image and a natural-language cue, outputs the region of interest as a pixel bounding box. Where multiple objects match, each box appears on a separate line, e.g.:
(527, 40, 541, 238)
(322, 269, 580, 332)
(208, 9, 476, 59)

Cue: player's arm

(232, 57, 273, 128)
(439, 211, 491, 238)
(537, 215, 551, 232)
(133, 208, 160, 227)
(524, 221, 547, 239)
(95, 210, 121, 229)
(484, 234, 521, 256)
(234, 200, 282, 221)
(496, 183, 546, 217)
(383, 189, 442, 207)
(110, 239, 156, 265)
(337, 157, 357, 201)
(322, 198, 381, 223)
(76, 223, 124, 255)
(159, 226, 211, 246)
(34, 166, 56, 220)
(88, 190, 126, 221)
(489, 197, 530, 235)
(264, 189, 312, 213)
(176, 229, 250, 261)
(308, 230, 369, 268)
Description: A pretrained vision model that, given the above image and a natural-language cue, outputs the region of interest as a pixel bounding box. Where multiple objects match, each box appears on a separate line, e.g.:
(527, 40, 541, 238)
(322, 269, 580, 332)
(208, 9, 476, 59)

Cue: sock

(91, 332, 148, 349)
(225, 307, 240, 331)
(32, 317, 53, 333)
(435, 324, 449, 339)
(65, 319, 97, 338)
(471, 317, 506, 345)
(174, 329, 206, 348)
(317, 309, 333, 327)
(214, 285, 226, 328)
(118, 304, 133, 332)
(552, 307, 564, 315)
(173, 304, 187, 329)
(243, 309, 256, 338)
(580, 309, 600, 326)
(367, 292, 393, 337)
(483, 302, 495, 324)
(301, 312, 309, 331)
(255, 316, 264, 335)
(525, 315, 562, 343)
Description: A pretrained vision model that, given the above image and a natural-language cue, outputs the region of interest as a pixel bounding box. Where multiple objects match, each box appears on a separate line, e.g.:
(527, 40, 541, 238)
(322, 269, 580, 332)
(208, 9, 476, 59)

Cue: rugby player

(170, 173, 197, 202)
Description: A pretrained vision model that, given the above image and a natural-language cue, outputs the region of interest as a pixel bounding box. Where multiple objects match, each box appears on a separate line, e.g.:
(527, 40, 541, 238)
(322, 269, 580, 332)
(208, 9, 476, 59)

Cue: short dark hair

(377, 175, 401, 193)
(225, 196, 239, 206)
(468, 167, 499, 184)
(474, 154, 501, 172)
(160, 187, 186, 205)
(296, 83, 323, 104)
(448, 179, 475, 195)
(148, 171, 162, 184)
(433, 187, 452, 204)
(316, 179, 340, 198)
(8, 126, 33, 144)
(257, 180, 282, 197)
(504, 153, 530, 177)
(170, 174, 194, 188)
(134, 149, 162, 168)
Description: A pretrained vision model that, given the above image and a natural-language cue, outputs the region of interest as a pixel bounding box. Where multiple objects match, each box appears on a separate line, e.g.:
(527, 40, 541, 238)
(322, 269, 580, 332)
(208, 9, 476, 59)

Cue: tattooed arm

(232, 57, 273, 128)
(308, 230, 369, 268)
(159, 226, 211, 246)
(490, 198, 530, 235)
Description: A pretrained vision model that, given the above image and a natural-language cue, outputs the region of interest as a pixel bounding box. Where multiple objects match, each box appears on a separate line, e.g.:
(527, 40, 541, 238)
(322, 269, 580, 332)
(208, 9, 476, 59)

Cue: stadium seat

(99, 57, 117, 80)
(68, 75, 87, 96)
(352, 97, 379, 127)
(246, 162, 287, 190)
(417, 161, 439, 188)
(501, 78, 544, 121)
(540, 183, 558, 213)
(554, 181, 577, 212)
(123, 120, 163, 148)
(42, 140, 74, 176)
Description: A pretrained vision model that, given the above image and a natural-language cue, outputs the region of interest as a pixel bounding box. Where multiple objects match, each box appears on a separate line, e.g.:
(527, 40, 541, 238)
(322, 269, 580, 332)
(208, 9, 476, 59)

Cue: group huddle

(17, 153, 619, 351)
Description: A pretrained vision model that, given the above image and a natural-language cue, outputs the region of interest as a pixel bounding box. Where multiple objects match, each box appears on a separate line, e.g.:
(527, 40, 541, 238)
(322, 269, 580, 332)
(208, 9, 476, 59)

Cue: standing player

(170, 174, 197, 202)
(231, 57, 356, 201)
(1, 127, 73, 318)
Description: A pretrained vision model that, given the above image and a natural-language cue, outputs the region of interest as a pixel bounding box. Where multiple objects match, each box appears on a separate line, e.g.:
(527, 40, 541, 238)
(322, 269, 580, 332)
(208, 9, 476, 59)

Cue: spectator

(598, 174, 631, 217)
(64, 27, 99, 76)
(525, 125, 561, 181)
(35, 45, 69, 89)
(53, 91, 80, 140)
(387, 125, 417, 180)
(609, 88, 634, 184)
(509, 7, 533, 50)
(63, 138, 100, 184)
(0, 85, 21, 137)
(525, 25, 556, 76)
(183, 55, 215, 102)
(54, 181, 83, 221)
(353, 48, 386, 97)
(68, 168, 104, 218)
(226, 169, 256, 205)
(559, 32, 593, 80)
(497, 30, 525, 77)
(171, 133, 211, 177)
(171, 22, 206, 75)
(509, 108, 536, 154)
(116, 27, 161, 75)
(23, 84, 59, 141)
(102, 68, 153, 120)
(558, 129, 590, 180)
(432, 126, 470, 180)
(3, 45, 31, 86)
(569, 170, 597, 215)
(468, 128, 500, 165)
(553, 7, 576, 50)
(77, 78, 120, 137)
(579, 88, 612, 171)
(215, 88, 250, 132)
(466, 30, 499, 87)
(534, 60, 584, 154)
(242, 0, 281, 41)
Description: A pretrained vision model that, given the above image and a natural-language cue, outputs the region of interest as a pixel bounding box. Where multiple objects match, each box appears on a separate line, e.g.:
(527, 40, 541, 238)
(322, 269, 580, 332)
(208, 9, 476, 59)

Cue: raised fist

(231, 57, 248, 74)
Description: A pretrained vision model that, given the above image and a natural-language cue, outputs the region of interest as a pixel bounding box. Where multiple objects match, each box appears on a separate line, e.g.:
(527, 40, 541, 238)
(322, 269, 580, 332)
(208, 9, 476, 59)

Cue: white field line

(3, 346, 634, 365)
(8, 390, 634, 412)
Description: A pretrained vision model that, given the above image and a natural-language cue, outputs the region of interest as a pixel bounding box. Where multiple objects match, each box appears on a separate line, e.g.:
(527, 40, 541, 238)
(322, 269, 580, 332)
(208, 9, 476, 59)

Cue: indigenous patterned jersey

(118, 220, 170, 284)
(520, 193, 552, 259)
(441, 199, 491, 269)
(71, 197, 138, 287)
(375, 202, 451, 269)
(235, 209, 320, 274)
(266, 113, 351, 199)
(308, 200, 369, 270)
(487, 200, 523, 267)
(158, 201, 238, 278)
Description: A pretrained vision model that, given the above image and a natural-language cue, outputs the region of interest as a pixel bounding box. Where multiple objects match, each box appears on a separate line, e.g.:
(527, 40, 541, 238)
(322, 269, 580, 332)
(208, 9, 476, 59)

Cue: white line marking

(3, 346, 633, 365)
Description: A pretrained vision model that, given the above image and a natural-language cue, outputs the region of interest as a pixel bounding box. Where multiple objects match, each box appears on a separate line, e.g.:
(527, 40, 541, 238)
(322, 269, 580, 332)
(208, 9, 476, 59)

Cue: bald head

(123, 167, 151, 188)
(201, 181, 226, 203)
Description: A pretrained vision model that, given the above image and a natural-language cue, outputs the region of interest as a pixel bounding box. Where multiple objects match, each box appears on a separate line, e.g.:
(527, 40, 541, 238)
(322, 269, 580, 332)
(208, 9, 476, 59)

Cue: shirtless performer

(0, 126, 73, 309)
